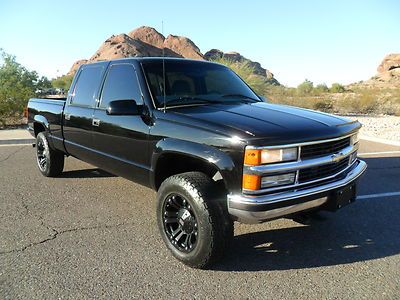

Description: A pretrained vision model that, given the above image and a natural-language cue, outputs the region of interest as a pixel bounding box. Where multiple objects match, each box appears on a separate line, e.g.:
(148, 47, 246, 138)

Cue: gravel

(340, 115, 400, 142)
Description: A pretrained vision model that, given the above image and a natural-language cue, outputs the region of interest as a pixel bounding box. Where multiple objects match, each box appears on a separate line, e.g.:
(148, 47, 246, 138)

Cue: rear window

(72, 65, 104, 107)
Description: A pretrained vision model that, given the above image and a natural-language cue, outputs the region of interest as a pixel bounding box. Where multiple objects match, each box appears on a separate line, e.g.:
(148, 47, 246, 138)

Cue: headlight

(242, 172, 296, 190)
(261, 173, 296, 188)
(244, 147, 298, 165)
(350, 133, 359, 145)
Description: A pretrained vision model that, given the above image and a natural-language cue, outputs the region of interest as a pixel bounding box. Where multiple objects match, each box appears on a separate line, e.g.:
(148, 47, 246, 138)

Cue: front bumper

(227, 159, 367, 223)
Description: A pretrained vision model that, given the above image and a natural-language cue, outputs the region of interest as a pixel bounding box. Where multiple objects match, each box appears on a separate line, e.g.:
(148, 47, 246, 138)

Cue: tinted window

(142, 61, 259, 108)
(72, 65, 104, 106)
(100, 64, 142, 108)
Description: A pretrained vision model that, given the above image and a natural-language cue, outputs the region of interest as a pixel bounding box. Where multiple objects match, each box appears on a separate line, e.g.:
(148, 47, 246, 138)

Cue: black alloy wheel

(36, 134, 49, 172)
(162, 193, 198, 252)
(35, 132, 64, 177)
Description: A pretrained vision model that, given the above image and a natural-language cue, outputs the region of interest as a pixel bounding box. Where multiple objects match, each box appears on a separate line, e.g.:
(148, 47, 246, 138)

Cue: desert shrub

(330, 83, 345, 93)
(312, 99, 334, 111)
(358, 93, 376, 113)
(314, 83, 329, 93)
(297, 79, 314, 95)
(210, 57, 270, 95)
(391, 90, 400, 116)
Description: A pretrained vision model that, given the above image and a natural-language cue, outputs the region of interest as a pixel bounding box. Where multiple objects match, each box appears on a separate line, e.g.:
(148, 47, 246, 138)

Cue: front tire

(157, 172, 233, 269)
(36, 132, 64, 177)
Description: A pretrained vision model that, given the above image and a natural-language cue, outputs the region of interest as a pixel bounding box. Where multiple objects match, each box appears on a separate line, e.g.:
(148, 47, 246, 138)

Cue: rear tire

(36, 132, 64, 177)
(156, 172, 233, 269)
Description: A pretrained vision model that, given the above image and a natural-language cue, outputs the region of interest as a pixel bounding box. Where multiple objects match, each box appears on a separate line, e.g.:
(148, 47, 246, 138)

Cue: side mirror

(106, 100, 142, 115)
(258, 95, 268, 102)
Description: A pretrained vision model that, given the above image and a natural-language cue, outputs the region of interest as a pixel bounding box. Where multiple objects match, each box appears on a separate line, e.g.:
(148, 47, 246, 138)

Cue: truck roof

(82, 57, 219, 67)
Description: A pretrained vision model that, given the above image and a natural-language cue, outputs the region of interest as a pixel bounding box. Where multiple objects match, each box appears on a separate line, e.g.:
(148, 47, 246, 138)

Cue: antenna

(162, 21, 166, 113)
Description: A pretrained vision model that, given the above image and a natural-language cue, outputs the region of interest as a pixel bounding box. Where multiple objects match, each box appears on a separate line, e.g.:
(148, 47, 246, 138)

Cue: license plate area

(326, 183, 357, 211)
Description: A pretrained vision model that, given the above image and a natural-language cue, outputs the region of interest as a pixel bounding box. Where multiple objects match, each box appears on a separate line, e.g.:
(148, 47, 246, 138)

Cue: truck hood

(167, 102, 360, 145)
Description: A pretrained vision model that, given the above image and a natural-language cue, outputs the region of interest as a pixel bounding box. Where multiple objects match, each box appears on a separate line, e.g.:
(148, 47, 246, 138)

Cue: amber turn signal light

(242, 174, 261, 190)
(244, 149, 261, 165)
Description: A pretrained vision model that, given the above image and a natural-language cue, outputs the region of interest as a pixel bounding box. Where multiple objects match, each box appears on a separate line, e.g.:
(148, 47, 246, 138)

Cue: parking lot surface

(1, 140, 399, 299)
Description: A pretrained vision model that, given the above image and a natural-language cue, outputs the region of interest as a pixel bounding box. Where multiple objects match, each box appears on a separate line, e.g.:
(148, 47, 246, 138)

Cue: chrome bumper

(228, 159, 367, 223)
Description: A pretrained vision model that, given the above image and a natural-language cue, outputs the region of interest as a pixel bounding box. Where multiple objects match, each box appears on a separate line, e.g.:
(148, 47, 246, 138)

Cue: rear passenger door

(91, 63, 150, 184)
(63, 63, 107, 162)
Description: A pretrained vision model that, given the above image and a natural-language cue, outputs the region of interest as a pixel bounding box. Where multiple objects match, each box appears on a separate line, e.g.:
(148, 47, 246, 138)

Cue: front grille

(301, 137, 351, 159)
(298, 157, 350, 183)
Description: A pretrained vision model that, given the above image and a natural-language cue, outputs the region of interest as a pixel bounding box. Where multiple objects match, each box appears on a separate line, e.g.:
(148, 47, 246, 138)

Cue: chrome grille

(301, 137, 351, 159)
(298, 157, 350, 183)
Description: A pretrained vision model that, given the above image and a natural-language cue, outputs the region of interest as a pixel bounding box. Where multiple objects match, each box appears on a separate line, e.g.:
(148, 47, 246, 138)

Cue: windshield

(141, 60, 261, 108)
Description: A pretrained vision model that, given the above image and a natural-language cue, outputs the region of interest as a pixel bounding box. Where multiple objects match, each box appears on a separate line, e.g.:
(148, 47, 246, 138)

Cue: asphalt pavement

(0, 140, 399, 299)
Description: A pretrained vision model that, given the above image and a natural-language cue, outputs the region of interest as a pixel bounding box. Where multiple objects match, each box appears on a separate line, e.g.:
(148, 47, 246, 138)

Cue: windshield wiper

(220, 94, 260, 102)
(166, 96, 223, 105)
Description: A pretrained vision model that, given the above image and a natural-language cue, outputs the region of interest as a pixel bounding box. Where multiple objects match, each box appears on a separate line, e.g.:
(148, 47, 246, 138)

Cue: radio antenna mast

(162, 21, 166, 113)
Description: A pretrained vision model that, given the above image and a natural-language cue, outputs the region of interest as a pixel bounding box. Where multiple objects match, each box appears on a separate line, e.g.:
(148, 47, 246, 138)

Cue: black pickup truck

(28, 58, 367, 268)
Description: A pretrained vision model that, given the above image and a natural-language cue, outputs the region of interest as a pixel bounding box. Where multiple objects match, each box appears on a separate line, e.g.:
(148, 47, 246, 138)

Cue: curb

(359, 134, 400, 147)
(0, 139, 35, 146)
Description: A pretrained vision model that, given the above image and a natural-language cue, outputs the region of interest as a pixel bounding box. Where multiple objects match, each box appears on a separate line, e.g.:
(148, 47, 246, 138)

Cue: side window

(72, 65, 104, 107)
(100, 64, 142, 109)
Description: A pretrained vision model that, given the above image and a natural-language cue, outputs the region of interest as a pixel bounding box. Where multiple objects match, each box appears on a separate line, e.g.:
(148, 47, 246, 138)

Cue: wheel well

(33, 123, 46, 137)
(154, 153, 226, 191)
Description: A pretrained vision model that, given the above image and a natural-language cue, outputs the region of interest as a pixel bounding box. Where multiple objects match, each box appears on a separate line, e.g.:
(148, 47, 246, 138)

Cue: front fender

(151, 138, 242, 193)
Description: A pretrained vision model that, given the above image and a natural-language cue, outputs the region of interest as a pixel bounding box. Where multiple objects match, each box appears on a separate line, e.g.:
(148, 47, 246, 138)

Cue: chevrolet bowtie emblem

(331, 152, 344, 163)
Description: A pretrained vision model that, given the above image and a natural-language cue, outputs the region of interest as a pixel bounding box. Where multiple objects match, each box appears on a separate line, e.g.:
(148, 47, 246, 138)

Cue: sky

(1, 0, 399, 87)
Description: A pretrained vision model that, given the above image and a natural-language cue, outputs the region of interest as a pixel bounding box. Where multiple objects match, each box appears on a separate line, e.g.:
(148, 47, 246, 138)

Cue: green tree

(52, 74, 73, 91)
(330, 83, 345, 93)
(37, 76, 52, 90)
(0, 49, 50, 125)
(297, 79, 314, 95)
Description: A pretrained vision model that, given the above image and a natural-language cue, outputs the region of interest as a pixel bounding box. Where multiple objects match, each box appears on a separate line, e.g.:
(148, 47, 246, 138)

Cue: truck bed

(27, 98, 67, 150)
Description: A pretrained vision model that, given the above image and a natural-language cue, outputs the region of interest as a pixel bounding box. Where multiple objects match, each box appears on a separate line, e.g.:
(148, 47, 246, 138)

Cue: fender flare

(33, 115, 57, 149)
(33, 115, 50, 134)
(150, 138, 240, 192)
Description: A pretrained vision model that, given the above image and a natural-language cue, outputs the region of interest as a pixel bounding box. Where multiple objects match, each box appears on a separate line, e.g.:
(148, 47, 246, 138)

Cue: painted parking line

(357, 191, 400, 200)
(358, 151, 400, 157)
(360, 136, 400, 147)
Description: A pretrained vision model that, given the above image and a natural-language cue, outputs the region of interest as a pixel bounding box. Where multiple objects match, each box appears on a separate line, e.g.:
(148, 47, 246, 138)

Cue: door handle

(92, 119, 100, 127)
(64, 113, 71, 120)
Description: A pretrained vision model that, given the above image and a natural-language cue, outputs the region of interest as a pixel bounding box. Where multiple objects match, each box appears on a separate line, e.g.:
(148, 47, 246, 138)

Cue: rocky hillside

(68, 26, 278, 84)
(349, 53, 400, 89)
(204, 49, 276, 83)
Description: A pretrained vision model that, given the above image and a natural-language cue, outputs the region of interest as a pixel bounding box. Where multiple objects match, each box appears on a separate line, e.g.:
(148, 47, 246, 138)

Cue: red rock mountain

(68, 26, 278, 84)
(374, 53, 400, 86)
(377, 53, 400, 73)
(128, 26, 165, 49)
(349, 53, 400, 88)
